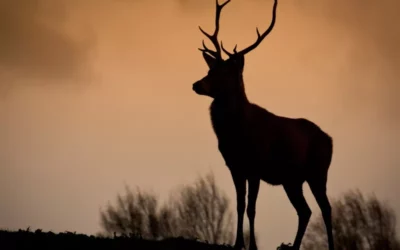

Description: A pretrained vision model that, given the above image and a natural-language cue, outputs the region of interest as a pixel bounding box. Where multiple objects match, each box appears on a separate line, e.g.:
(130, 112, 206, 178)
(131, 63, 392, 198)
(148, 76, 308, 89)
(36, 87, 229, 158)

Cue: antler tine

(227, 0, 278, 57)
(221, 42, 236, 57)
(199, 40, 220, 58)
(198, 0, 231, 60)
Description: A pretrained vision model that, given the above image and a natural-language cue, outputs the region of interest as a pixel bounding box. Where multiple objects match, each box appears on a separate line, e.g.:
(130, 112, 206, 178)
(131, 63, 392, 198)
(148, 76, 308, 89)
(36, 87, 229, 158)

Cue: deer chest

(210, 114, 257, 165)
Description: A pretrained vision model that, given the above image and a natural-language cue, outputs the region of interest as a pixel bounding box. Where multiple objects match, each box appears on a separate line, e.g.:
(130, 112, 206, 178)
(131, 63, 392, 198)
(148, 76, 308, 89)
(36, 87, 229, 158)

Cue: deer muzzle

(192, 80, 210, 96)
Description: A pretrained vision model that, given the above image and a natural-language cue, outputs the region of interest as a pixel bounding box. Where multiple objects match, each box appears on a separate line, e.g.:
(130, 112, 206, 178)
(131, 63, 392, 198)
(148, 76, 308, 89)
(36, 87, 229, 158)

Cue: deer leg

(231, 172, 246, 250)
(247, 178, 260, 250)
(283, 183, 311, 250)
(308, 180, 334, 250)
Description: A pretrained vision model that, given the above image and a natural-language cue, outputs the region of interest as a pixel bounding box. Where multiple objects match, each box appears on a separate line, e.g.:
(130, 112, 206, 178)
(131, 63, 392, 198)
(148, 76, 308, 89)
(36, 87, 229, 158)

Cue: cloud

(293, 0, 400, 126)
(0, 0, 96, 84)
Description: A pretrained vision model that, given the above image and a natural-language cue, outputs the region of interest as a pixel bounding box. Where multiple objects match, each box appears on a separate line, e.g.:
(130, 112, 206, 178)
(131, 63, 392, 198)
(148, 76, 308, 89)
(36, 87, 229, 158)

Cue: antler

(221, 0, 278, 57)
(198, 0, 231, 61)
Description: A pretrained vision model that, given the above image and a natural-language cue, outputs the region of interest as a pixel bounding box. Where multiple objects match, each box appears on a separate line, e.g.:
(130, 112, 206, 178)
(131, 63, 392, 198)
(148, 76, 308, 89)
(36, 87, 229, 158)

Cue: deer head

(192, 0, 278, 99)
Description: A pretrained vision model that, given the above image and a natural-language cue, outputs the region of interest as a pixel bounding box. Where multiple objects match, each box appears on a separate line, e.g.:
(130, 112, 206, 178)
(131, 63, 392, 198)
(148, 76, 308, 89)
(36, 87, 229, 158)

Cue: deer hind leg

(231, 171, 247, 250)
(283, 183, 312, 250)
(308, 178, 334, 250)
(247, 178, 260, 250)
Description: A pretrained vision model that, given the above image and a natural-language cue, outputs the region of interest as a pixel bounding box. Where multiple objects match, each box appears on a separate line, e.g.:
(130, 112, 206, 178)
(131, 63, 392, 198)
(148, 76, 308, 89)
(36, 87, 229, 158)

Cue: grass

(0, 228, 234, 250)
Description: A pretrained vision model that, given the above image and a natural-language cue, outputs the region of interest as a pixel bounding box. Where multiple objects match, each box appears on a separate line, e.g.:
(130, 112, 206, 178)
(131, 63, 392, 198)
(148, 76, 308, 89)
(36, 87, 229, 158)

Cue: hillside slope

(0, 229, 234, 250)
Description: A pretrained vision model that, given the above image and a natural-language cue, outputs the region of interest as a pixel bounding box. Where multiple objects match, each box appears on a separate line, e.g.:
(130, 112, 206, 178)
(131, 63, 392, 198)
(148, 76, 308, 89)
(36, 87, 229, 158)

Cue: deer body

(211, 100, 333, 186)
(192, 1, 334, 249)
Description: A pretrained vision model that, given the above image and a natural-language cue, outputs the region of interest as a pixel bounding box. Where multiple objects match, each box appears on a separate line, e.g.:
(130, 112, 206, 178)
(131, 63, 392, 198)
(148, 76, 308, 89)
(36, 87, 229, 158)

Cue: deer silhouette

(192, 1, 334, 250)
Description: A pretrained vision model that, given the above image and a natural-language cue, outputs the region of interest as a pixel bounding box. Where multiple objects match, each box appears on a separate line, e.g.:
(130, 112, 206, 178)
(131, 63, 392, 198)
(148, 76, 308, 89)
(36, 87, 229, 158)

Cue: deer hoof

(234, 244, 245, 250)
(249, 245, 258, 250)
(276, 242, 295, 250)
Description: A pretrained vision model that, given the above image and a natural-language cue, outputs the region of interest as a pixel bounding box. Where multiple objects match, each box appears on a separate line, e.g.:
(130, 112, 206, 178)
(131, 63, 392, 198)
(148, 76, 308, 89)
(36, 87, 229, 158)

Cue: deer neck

(210, 78, 249, 118)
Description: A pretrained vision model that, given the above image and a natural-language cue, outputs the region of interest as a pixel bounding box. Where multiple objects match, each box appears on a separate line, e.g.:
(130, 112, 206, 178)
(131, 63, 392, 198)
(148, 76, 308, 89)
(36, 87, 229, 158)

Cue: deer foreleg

(231, 171, 246, 250)
(247, 178, 260, 250)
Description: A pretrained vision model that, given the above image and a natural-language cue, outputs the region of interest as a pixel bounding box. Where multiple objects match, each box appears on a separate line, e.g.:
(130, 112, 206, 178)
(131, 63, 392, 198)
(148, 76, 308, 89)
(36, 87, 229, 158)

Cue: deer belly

(253, 150, 308, 185)
(218, 140, 307, 184)
(258, 163, 303, 185)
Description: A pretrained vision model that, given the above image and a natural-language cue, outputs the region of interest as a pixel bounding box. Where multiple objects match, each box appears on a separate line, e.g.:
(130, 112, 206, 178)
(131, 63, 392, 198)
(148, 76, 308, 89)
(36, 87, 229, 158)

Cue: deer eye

(208, 69, 217, 76)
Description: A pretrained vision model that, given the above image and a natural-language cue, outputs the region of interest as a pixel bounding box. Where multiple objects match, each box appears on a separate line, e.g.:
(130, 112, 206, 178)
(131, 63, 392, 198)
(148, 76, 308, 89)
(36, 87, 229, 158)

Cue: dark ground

(0, 229, 234, 250)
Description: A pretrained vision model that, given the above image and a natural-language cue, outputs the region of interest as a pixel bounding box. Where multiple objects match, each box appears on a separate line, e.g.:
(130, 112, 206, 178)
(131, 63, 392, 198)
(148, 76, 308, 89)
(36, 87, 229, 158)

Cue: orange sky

(1, 0, 399, 249)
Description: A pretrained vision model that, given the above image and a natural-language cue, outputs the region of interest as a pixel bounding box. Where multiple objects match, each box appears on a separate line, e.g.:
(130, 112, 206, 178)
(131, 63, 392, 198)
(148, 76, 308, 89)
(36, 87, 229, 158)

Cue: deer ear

(203, 52, 218, 69)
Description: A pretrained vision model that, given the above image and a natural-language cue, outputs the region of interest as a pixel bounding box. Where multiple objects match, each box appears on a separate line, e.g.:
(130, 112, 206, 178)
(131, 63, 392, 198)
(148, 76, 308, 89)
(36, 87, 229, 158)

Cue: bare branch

(99, 172, 254, 245)
(302, 189, 400, 250)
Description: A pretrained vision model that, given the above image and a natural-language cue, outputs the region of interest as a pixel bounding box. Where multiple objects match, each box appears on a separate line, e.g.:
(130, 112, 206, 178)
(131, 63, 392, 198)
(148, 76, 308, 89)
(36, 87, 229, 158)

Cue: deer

(191, 0, 334, 250)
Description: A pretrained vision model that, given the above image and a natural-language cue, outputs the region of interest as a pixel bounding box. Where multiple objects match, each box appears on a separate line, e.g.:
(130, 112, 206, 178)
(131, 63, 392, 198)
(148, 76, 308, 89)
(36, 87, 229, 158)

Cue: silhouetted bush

(302, 189, 400, 250)
(100, 172, 255, 247)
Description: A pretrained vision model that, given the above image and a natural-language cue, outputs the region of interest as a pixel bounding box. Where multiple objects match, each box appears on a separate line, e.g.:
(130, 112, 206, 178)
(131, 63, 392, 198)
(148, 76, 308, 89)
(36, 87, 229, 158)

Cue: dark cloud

(309, 0, 399, 67)
(175, 0, 271, 13)
(0, 0, 95, 84)
(308, 0, 399, 63)
(295, 0, 400, 126)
